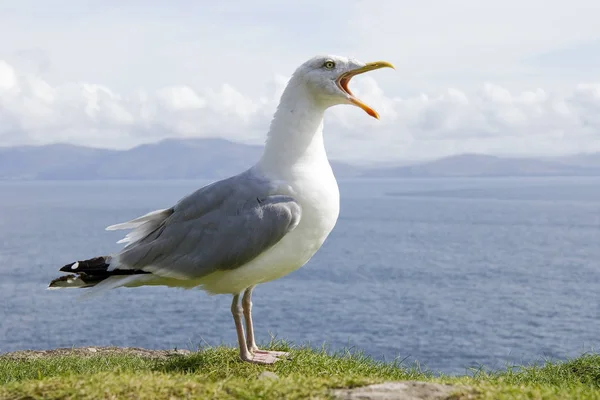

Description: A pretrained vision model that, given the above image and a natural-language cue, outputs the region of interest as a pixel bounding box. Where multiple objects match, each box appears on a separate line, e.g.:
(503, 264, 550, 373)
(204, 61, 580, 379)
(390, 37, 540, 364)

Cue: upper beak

(336, 61, 395, 119)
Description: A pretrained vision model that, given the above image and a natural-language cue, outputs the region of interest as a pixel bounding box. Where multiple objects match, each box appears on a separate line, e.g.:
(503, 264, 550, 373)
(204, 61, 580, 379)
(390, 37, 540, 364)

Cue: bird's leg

(231, 293, 281, 364)
(241, 286, 289, 361)
(231, 294, 252, 362)
(242, 286, 259, 353)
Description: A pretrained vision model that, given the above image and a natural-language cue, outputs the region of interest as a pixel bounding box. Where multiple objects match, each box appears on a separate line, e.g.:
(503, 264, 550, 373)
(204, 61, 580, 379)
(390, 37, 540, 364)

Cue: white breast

(199, 162, 340, 295)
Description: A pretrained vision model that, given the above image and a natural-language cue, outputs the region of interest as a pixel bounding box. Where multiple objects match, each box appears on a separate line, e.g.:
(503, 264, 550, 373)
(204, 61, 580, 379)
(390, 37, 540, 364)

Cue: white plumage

(49, 54, 393, 364)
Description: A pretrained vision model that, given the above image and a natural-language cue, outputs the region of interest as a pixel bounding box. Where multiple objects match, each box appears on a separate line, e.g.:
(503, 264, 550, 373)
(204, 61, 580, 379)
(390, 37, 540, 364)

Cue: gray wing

(115, 171, 301, 280)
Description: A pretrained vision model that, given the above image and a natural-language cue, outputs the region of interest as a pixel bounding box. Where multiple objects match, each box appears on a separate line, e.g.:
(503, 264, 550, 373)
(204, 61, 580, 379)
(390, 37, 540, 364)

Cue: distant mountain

(362, 153, 600, 178)
(0, 138, 362, 180)
(0, 144, 119, 180)
(4, 140, 600, 180)
(553, 152, 600, 168)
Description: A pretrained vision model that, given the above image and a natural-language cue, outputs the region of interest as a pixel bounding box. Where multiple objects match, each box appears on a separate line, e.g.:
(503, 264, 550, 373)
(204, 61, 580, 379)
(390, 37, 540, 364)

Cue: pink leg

(231, 293, 286, 364)
(242, 287, 289, 360)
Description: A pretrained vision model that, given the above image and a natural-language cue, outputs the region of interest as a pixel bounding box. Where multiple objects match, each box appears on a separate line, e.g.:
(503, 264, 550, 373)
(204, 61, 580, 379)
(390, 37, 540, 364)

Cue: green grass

(1, 342, 599, 399)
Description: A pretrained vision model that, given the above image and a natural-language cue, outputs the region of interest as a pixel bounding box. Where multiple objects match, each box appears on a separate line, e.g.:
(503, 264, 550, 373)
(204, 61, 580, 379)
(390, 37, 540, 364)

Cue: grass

(1, 342, 599, 399)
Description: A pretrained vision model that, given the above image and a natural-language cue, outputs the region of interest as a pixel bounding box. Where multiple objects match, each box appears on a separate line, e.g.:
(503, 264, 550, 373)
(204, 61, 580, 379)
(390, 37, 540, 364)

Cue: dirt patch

(0, 346, 191, 360)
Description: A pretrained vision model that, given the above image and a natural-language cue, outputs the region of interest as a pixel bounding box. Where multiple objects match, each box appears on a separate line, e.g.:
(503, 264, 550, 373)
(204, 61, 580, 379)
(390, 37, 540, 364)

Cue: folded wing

(112, 173, 302, 281)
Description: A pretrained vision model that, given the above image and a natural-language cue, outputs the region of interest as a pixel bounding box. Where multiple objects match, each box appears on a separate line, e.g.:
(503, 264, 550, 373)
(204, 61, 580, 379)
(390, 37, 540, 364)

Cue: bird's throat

(258, 84, 329, 174)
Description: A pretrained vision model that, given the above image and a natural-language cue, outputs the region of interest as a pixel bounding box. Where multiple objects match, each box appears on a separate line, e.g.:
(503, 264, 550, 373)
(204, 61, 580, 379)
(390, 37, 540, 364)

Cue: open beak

(336, 61, 395, 119)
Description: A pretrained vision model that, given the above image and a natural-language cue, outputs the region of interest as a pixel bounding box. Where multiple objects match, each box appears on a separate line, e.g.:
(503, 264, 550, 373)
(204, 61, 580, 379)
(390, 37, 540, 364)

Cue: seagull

(49, 55, 394, 364)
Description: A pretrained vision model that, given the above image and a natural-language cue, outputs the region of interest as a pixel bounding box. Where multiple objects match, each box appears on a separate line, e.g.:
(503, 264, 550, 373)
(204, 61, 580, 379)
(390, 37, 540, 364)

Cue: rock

(332, 381, 468, 400)
(257, 371, 279, 381)
(0, 346, 194, 360)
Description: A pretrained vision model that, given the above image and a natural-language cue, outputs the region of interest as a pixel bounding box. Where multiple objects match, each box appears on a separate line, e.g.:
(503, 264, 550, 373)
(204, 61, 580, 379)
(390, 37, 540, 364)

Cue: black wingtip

(59, 263, 77, 273)
(51, 255, 151, 290)
(59, 256, 110, 273)
(48, 274, 94, 289)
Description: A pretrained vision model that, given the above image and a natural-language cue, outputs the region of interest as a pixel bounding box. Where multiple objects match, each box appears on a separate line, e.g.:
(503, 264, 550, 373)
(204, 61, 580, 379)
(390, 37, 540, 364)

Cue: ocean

(1, 177, 599, 374)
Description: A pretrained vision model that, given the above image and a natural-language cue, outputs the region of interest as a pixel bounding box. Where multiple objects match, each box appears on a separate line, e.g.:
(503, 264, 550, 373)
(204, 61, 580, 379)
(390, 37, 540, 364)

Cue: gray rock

(257, 371, 279, 381)
(332, 381, 467, 400)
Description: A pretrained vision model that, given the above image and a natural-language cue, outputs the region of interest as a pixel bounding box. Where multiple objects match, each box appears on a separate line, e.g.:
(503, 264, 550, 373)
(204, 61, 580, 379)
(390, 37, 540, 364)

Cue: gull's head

(291, 55, 394, 119)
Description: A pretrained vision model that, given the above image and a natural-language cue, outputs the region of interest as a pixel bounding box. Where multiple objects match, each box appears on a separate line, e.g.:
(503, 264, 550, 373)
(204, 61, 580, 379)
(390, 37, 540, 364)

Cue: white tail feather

(116, 221, 156, 244)
(105, 208, 171, 231)
(105, 208, 172, 245)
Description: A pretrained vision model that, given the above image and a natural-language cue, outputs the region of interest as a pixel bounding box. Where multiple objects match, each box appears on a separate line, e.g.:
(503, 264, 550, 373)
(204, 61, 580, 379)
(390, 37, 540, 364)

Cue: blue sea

(1, 177, 599, 375)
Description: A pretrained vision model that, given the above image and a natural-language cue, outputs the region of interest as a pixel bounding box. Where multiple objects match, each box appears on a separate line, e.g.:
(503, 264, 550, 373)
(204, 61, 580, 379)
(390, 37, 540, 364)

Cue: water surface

(1, 177, 599, 374)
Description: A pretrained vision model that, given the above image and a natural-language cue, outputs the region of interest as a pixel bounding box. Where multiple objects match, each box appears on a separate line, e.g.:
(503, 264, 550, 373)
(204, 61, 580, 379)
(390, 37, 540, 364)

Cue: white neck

(257, 80, 329, 174)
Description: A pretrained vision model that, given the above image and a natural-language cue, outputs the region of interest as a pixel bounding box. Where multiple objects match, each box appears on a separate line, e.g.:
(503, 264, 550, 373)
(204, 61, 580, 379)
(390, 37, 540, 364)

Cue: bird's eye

(323, 60, 335, 69)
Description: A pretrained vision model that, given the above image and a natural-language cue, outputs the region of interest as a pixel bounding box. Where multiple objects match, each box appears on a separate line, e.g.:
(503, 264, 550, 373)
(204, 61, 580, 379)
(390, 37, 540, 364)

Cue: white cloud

(2, 0, 600, 95)
(1, 59, 600, 163)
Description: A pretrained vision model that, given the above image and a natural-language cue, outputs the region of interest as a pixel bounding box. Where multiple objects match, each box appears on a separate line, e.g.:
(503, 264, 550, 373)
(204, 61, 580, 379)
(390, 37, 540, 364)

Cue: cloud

(2, 0, 600, 96)
(326, 77, 600, 162)
(1, 59, 600, 163)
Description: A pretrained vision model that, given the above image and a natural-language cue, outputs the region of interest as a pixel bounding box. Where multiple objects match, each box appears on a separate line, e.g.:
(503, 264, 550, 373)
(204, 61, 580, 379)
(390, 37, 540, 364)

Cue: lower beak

(336, 61, 395, 119)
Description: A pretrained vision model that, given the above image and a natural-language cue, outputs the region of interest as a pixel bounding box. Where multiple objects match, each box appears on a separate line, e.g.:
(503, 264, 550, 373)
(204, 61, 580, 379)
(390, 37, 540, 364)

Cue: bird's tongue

(339, 76, 354, 96)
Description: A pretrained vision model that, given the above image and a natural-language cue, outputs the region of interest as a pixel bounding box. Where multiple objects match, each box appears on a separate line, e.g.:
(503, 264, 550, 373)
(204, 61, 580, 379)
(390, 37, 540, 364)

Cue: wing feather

(112, 171, 301, 280)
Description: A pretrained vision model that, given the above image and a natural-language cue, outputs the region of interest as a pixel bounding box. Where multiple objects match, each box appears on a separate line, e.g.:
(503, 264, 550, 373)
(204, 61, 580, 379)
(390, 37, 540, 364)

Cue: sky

(1, 0, 600, 164)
